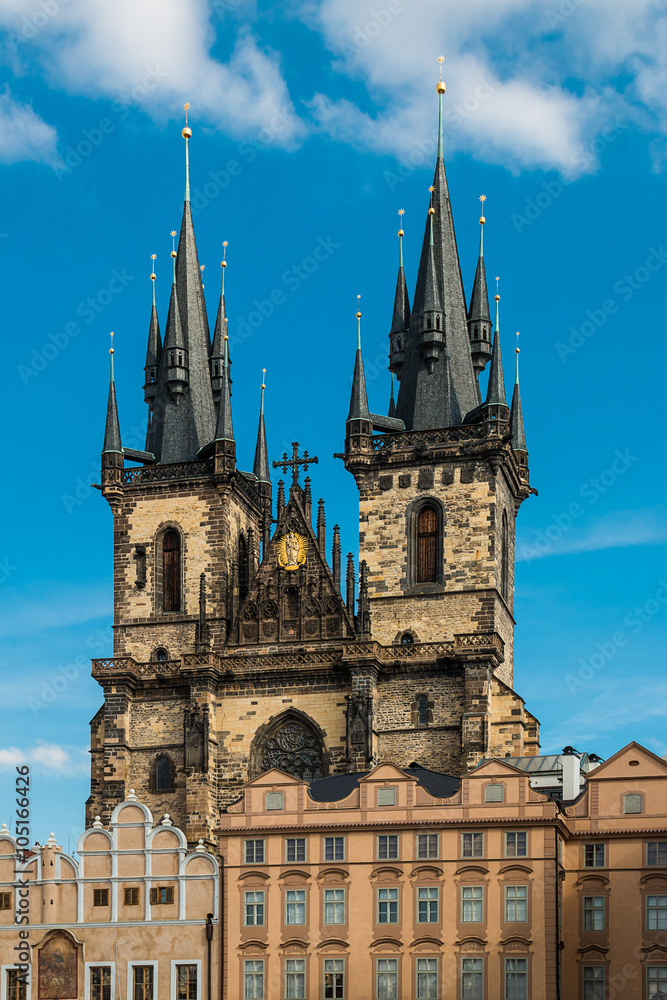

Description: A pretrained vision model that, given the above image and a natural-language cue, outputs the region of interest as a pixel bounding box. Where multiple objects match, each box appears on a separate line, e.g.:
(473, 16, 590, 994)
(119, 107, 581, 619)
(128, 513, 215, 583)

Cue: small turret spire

(485, 281, 507, 408)
(388, 373, 396, 418)
(211, 242, 229, 402)
(347, 298, 370, 422)
(103, 333, 122, 455)
(182, 104, 192, 202)
(253, 369, 271, 484)
(388, 210, 410, 380)
(144, 254, 162, 413)
(510, 332, 528, 457)
(468, 196, 493, 378)
(214, 334, 234, 443)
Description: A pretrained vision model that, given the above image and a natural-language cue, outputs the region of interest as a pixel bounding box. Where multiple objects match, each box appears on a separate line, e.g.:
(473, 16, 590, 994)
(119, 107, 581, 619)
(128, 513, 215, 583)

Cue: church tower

(88, 93, 539, 849)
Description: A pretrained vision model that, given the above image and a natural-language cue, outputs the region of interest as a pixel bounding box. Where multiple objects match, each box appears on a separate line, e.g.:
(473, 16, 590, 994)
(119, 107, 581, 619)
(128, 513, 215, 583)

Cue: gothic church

(88, 84, 539, 847)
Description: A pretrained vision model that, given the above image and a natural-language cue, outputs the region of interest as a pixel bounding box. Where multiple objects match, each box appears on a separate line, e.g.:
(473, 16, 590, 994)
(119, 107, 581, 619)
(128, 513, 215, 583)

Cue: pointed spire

(103, 334, 122, 455)
(213, 333, 234, 443)
(211, 243, 228, 403)
(390, 210, 410, 338)
(510, 334, 528, 456)
(277, 479, 285, 515)
(468, 198, 493, 378)
(388, 373, 396, 418)
(347, 301, 370, 422)
(144, 254, 162, 411)
(253, 370, 270, 484)
(485, 285, 507, 408)
(345, 553, 355, 619)
(317, 499, 326, 555)
(332, 525, 341, 594)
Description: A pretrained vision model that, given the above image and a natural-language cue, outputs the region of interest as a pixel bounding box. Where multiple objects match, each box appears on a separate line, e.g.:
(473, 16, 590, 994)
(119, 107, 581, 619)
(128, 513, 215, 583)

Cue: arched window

(500, 511, 509, 601)
(238, 534, 249, 605)
(255, 716, 325, 781)
(623, 793, 643, 814)
(400, 633, 414, 646)
(417, 695, 428, 726)
(155, 647, 168, 663)
(163, 530, 181, 612)
(417, 506, 438, 583)
(155, 756, 172, 791)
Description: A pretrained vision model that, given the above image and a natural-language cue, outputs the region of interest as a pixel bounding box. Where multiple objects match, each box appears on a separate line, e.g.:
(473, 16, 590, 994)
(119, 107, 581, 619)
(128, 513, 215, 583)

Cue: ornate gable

(234, 485, 355, 645)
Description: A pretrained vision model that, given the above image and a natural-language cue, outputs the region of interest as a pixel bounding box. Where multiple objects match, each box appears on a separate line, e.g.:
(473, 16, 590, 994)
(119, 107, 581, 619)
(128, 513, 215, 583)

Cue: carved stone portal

(260, 721, 324, 780)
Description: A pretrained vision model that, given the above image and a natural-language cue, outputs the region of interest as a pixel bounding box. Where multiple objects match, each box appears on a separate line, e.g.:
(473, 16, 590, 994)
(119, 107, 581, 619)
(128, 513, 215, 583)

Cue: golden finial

(182, 103, 192, 140)
(170, 230, 177, 259)
(356, 292, 362, 319)
(109, 331, 114, 355)
(261, 367, 266, 390)
(495, 275, 500, 302)
(398, 208, 405, 238)
(428, 185, 435, 216)
(150, 253, 157, 281)
(437, 55, 446, 95)
(200, 263, 205, 289)
(221, 240, 228, 268)
(515, 331, 520, 355)
(479, 194, 486, 225)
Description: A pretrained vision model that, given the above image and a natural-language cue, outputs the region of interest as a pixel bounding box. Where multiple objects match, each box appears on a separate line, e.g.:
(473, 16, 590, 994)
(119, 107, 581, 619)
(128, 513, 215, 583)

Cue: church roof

(308, 764, 461, 802)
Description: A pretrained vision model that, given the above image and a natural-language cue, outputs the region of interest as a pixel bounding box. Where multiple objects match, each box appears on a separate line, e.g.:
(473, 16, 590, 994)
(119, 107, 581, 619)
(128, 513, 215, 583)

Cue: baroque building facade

(87, 83, 539, 848)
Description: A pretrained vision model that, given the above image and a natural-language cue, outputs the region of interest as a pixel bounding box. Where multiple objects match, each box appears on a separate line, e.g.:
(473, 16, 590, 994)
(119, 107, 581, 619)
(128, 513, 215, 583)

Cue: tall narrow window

(7, 970, 27, 1000)
(501, 511, 509, 601)
(417, 506, 437, 583)
(417, 696, 428, 726)
(239, 534, 249, 605)
(163, 530, 181, 612)
(155, 756, 171, 791)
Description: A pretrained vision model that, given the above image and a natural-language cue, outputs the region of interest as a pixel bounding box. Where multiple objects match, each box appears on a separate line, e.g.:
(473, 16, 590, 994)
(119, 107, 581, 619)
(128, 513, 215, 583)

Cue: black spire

(148, 123, 216, 463)
(253, 375, 270, 484)
(210, 251, 228, 404)
(468, 208, 493, 378)
(214, 334, 234, 444)
(416, 210, 445, 377)
(347, 310, 370, 422)
(103, 341, 122, 456)
(388, 222, 410, 380)
(143, 263, 161, 408)
(396, 84, 480, 430)
(485, 292, 508, 410)
(510, 342, 527, 457)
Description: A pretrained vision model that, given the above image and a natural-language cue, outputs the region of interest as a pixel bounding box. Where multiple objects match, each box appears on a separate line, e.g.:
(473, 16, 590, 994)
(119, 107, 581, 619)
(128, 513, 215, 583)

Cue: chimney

(559, 746, 581, 801)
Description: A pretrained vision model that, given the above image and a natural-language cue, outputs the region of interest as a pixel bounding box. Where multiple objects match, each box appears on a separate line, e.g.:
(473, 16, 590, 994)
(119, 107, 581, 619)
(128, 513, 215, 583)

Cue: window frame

(461, 832, 484, 859)
(582, 895, 605, 932)
(623, 792, 643, 815)
(323, 836, 345, 862)
(127, 962, 157, 1000)
(243, 891, 265, 927)
(484, 783, 504, 803)
(504, 885, 528, 923)
(416, 886, 439, 923)
(161, 528, 182, 614)
(647, 966, 667, 998)
(415, 957, 438, 1000)
(583, 843, 606, 868)
(323, 958, 344, 1000)
(124, 887, 140, 907)
(461, 957, 484, 1000)
(244, 839, 265, 865)
(647, 841, 667, 866)
(416, 834, 439, 860)
(406, 497, 445, 593)
(375, 958, 399, 1000)
(154, 755, 173, 793)
(285, 838, 307, 863)
(582, 965, 605, 1000)
(323, 888, 345, 926)
(377, 787, 397, 807)
(284, 889, 306, 926)
(504, 831, 528, 858)
(243, 959, 264, 1000)
(376, 887, 399, 924)
(504, 957, 528, 1000)
(284, 959, 306, 1000)
(171, 961, 201, 1000)
(646, 894, 667, 931)
(461, 885, 484, 923)
(266, 792, 284, 811)
(0, 893, 12, 911)
(376, 835, 399, 861)
(85, 965, 115, 1000)
(93, 888, 109, 907)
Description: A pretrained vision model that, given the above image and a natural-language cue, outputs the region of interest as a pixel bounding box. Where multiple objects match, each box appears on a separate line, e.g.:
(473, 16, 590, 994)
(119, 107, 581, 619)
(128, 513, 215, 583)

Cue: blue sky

(0, 0, 666, 849)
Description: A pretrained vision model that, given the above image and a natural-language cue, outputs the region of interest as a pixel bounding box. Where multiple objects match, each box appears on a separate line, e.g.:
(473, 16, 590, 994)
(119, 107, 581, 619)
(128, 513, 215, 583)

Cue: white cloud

(551, 680, 667, 747)
(0, 0, 304, 146)
(516, 507, 667, 562)
(0, 87, 59, 165)
(0, 581, 110, 637)
(298, 0, 667, 174)
(0, 744, 88, 775)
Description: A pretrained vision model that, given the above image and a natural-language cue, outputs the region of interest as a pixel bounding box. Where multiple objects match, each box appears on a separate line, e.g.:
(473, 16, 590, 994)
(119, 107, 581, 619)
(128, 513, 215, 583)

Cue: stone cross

(272, 442, 318, 487)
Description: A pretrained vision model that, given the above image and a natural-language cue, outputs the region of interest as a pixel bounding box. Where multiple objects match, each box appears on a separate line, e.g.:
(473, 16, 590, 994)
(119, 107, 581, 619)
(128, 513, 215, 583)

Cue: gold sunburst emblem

(277, 531, 308, 570)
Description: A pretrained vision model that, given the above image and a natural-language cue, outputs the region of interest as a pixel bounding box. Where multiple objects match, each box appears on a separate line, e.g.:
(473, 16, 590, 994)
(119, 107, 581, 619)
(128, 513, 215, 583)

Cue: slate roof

(308, 764, 461, 802)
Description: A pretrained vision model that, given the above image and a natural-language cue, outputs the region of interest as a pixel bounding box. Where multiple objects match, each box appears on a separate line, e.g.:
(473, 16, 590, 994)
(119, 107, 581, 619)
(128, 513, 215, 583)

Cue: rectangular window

(245, 840, 265, 864)
(648, 966, 667, 997)
(376, 959, 398, 1000)
(505, 832, 527, 858)
(505, 958, 527, 1000)
(323, 837, 345, 862)
(647, 895, 667, 931)
(583, 895, 605, 931)
(285, 889, 306, 925)
(244, 960, 264, 1000)
(285, 959, 306, 1000)
(417, 887, 438, 923)
(416, 834, 438, 860)
(583, 966, 605, 1000)
(266, 792, 284, 810)
(416, 958, 437, 1000)
(0, 892, 12, 910)
(7, 970, 27, 1000)
(485, 783, 504, 802)
(461, 958, 483, 1000)
(124, 888, 140, 906)
(461, 886, 484, 923)
(377, 835, 399, 861)
(377, 887, 398, 924)
(244, 891, 265, 926)
(94, 888, 109, 906)
(461, 833, 484, 858)
(324, 888, 345, 925)
(647, 842, 667, 866)
(505, 886, 528, 922)
(91, 967, 111, 1000)
(150, 886, 174, 905)
(176, 965, 197, 1000)
(323, 959, 344, 1000)
(377, 787, 397, 807)
(133, 966, 154, 1000)
(286, 838, 307, 863)
(583, 843, 606, 868)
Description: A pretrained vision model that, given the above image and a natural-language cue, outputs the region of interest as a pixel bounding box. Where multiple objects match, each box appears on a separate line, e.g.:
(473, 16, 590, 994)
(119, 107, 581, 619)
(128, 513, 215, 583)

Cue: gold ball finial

(171, 250, 177, 258)
(221, 259, 227, 268)
(436, 81, 446, 95)
(182, 126, 192, 139)
(479, 217, 485, 224)
(150, 273, 156, 280)
(495, 294, 500, 301)
(398, 229, 404, 237)
(515, 347, 520, 354)
(109, 330, 114, 354)
(428, 207, 435, 216)
(356, 311, 362, 319)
